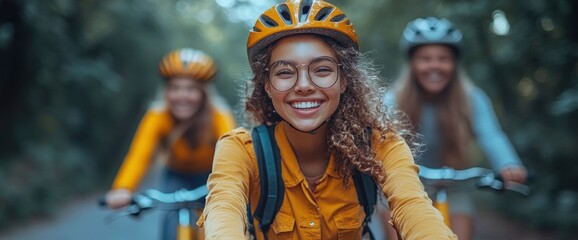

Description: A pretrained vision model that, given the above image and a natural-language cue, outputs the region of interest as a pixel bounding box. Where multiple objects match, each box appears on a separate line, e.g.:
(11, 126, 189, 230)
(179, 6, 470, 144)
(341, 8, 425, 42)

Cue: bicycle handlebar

(418, 165, 530, 196)
(98, 185, 208, 220)
(419, 166, 493, 181)
(143, 185, 208, 204)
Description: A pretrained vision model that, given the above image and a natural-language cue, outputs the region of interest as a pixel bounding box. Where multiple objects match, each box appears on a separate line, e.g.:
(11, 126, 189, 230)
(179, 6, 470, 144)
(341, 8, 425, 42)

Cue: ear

(264, 81, 272, 98)
(339, 77, 347, 94)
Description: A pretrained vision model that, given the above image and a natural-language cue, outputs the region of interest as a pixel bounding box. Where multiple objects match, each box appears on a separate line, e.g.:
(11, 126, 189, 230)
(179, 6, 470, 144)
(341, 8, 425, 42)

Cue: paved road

(0, 165, 165, 240)
(0, 192, 162, 240)
(1, 197, 556, 240)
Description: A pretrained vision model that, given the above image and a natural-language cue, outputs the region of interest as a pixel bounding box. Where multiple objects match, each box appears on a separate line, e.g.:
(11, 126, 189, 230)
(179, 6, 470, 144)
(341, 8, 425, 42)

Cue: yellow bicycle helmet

(247, 0, 358, 64)
(159, 48, 217, 82)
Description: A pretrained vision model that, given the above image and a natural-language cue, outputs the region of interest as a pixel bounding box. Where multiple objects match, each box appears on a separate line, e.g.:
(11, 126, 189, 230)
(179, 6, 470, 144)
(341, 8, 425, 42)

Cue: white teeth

(175, 105, 190, 110)
(427, 73, 441, 82)
(291, 101, 321, 109)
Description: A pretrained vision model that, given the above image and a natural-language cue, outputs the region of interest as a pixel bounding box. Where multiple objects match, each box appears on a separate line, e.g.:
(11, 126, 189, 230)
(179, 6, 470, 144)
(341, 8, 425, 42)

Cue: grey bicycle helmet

(400, 17, 463, 56)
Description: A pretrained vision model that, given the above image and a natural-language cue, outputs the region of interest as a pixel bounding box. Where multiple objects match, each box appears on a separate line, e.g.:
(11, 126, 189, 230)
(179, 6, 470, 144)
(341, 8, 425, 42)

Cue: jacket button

(309, 221, 315, 227)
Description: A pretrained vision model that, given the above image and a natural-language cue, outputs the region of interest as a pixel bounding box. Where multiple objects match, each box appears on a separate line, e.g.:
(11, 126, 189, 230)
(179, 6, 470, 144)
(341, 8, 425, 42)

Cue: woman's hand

(105, 189, 133, 209)
(500, 166, 527, 186)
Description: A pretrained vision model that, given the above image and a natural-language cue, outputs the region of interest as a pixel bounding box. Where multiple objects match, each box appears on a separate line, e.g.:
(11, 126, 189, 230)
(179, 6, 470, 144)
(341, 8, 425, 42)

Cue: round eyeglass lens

(308, 57, 339, 88)
(268, 57, 340, 91)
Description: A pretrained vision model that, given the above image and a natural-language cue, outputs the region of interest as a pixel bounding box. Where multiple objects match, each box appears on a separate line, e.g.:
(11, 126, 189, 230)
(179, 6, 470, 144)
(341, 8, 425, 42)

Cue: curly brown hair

(244, 35, 416, 187)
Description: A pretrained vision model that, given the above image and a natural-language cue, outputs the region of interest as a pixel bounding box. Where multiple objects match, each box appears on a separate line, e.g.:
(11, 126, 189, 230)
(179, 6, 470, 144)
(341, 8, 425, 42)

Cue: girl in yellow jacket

(197, 1, 456, 239)
(104, 48, 236, 240)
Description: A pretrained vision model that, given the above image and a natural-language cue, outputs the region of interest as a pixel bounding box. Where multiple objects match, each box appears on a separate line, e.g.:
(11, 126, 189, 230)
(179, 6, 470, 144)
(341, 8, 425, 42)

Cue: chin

(172, 112, 195, 121)
(295, 126, 317, 132)
(286, 120, 325, 133)
(431, 88, 447, 95)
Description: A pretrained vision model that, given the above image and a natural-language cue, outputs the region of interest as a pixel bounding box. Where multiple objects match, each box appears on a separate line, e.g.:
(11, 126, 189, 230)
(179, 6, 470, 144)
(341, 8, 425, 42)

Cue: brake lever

(478, 172, 504, 191)
(126, 194, 156, 217)
(101, 194, 156, 223)
(104, 211, 135, 223)
(477, 173, 530, 196)
(504, 182, 530, 196)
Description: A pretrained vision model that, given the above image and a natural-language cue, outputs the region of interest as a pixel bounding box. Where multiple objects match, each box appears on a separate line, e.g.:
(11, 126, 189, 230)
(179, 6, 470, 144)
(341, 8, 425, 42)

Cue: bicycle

(99, 185, 208, 240)
(417, 165, 530, 227)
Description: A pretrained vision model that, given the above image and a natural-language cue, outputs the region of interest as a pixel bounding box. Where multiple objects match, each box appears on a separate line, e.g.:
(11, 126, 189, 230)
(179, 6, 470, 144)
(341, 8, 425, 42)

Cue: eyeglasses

(265, 56, 341, 92)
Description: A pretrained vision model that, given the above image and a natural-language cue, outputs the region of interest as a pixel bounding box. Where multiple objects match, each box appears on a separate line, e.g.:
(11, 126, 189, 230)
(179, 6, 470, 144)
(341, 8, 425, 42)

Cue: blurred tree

(0, 0, 259, 227)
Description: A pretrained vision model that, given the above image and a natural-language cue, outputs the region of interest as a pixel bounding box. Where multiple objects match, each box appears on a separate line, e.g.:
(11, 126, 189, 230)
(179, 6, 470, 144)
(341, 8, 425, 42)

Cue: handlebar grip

(526, 171, 536, 183)
(98, 197, 108, 208)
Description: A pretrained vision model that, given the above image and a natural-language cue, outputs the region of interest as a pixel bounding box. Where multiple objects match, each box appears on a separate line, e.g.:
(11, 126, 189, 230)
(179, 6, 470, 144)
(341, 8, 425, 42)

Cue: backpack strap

(248, 124, 283, 240)
(352, 170, 377, 240)
(352, 127, 378, 240)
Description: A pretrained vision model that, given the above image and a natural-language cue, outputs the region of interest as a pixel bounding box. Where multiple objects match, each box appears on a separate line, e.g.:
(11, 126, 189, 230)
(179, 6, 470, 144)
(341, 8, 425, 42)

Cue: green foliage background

(0, 0, 577, 235)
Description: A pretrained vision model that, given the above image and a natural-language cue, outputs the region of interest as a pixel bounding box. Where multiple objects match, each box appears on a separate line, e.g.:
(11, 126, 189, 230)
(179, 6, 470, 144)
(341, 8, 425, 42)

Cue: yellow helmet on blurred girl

(159, 48, 217, 82)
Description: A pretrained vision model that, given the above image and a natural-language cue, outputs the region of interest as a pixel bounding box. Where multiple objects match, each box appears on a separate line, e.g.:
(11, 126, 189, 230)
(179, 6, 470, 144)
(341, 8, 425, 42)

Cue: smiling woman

(104, 48, 236, 240)
(265, 35, 345, 134)
(381, 17, 528, 240)
(165, 77, 205, 121)
(197, 0, 456, 239)
(410, 45, 456, 96)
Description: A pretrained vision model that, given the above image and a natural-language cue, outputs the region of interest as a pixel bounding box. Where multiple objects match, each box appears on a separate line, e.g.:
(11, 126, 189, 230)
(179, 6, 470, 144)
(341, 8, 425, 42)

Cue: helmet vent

(276, 4, 293, 25)
(260, 15, 279, 28)
(330, 14, 346, 23)
(299, 0, 313, 22)
(314, 7, 334, 21)
(252, 26, 262, 32)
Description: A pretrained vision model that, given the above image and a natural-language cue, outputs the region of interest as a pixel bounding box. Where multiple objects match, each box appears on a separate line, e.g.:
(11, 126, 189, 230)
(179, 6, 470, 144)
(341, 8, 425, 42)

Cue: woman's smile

(290, 100, 322, 109)
(265, 35, 344, 133)
(288, 99, 325, 117)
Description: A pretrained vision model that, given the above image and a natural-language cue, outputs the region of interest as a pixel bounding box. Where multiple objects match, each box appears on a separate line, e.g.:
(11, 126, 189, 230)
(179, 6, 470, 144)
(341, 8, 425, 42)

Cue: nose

(430, 57, 446, 70)
(293, 66, 315, 93)
(431, 60, 441, 69)
(176, 88, 188, 98)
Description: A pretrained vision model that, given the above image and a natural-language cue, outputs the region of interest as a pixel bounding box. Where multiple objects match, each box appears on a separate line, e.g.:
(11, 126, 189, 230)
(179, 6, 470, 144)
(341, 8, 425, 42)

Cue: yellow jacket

(112, 105, 236, 192)
(198, 122, 456, 240)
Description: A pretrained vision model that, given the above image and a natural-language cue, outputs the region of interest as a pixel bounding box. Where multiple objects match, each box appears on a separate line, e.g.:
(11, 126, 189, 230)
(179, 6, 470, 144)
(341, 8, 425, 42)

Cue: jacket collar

(274, 122, 340, 187)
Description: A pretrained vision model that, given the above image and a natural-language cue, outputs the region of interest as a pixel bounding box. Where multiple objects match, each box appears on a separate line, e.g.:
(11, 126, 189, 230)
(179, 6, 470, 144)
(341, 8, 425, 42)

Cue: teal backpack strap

(248, 124, 283, 240)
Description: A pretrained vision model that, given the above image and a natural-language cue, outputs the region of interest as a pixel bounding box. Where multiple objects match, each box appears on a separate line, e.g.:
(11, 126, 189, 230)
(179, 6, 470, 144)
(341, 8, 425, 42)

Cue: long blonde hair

(395, 66, 473, 169)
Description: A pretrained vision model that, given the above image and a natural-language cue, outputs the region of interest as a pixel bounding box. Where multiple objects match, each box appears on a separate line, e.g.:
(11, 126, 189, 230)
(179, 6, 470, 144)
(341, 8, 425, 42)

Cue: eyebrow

(269, 56, 336, 65)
